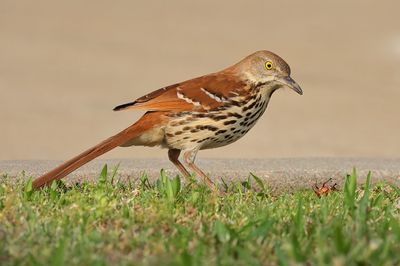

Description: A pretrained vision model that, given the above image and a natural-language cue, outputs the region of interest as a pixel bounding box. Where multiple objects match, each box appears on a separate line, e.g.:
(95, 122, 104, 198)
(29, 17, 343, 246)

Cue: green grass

(0, 167, 399, 266)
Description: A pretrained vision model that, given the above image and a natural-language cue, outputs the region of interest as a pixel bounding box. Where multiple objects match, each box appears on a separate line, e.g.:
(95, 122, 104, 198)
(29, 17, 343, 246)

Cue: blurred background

(1, 0, 399, 160)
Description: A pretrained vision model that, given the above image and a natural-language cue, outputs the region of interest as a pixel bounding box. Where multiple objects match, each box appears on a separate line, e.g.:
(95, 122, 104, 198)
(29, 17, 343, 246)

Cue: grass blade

(51, 239, 66, 266)
(24, 177, 33, 200)
(213, 220, 231, 243)
(344, 167, 357, 213)
(110, 163, 120, 185)
(98, 164, 108, 185)
(250, 173, 265, 192)
(357, 171, 371, 235)
(165, 177, 174, 202)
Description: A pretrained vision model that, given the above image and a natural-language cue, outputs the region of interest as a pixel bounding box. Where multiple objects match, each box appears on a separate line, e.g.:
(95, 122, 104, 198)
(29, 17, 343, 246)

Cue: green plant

(0, 168, 399, 265)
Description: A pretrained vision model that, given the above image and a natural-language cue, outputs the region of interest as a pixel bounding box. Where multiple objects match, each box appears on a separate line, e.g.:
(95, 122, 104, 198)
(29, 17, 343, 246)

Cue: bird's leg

(168, 149, 191, 182)
(183, 149, 214, 188)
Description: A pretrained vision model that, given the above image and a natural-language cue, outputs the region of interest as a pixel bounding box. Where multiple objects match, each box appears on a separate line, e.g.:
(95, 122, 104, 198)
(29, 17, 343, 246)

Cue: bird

(32, 50, 302, 189)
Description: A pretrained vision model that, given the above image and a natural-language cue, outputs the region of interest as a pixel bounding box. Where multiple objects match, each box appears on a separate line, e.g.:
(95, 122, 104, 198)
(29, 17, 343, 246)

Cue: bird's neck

(256, 82, 281, 98)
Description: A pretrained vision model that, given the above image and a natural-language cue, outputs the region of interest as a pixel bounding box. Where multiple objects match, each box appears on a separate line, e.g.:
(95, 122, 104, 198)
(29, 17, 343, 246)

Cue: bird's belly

(164, 93, 270, 151)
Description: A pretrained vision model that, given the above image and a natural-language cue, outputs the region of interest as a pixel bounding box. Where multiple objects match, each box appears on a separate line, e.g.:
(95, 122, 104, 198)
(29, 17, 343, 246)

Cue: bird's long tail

(32, 112, 163, 189)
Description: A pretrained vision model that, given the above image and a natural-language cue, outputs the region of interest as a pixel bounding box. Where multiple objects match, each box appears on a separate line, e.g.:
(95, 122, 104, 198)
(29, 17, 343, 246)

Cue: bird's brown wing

(113, 73, 247, 112)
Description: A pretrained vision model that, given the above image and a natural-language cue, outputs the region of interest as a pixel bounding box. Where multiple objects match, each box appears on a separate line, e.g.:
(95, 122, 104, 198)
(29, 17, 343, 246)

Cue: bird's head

(231, 50, 303, 95)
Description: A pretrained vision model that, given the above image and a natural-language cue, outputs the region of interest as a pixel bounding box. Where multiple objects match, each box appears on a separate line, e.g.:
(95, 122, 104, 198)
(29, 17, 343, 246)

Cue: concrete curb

(1, 158, 400, 193)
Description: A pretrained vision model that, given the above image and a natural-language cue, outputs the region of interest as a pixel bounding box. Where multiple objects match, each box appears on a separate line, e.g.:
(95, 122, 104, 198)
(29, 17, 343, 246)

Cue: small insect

(312, 178, 339, 198)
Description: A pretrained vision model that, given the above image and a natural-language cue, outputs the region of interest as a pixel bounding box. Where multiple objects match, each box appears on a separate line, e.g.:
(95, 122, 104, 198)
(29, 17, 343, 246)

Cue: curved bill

(276, 76, 303, 95)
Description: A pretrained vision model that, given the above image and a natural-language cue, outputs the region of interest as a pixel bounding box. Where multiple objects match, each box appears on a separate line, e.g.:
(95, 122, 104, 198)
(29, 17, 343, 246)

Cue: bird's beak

(276, 76, 303, 95)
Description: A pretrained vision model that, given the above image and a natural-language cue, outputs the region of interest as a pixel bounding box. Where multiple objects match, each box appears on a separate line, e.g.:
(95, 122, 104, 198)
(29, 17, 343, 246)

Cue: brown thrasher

(32, 50, 302, 189)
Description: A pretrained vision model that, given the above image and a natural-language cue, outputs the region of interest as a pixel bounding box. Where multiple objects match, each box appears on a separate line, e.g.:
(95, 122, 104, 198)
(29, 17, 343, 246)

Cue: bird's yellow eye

(265, 61, 273, 70)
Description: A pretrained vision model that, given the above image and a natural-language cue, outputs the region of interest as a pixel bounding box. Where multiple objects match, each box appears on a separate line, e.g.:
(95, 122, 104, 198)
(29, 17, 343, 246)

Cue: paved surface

(2, 1, 400, 161)
(1, 158, 399, 193)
